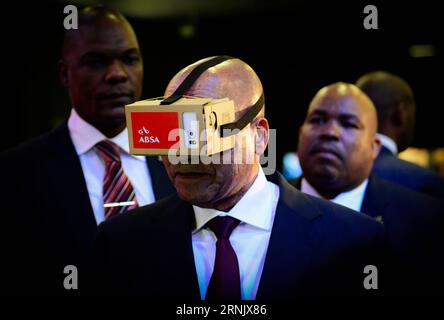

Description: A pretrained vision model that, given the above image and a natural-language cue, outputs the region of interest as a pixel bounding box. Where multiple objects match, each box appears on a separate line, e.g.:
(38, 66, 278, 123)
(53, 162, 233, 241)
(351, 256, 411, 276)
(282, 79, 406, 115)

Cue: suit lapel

(361, 175, 389, 222)
(45, 123, 97, 253)
(288, 176, 302, 190)
(257, 173, 323, 300)
(148, 197, 200, 299)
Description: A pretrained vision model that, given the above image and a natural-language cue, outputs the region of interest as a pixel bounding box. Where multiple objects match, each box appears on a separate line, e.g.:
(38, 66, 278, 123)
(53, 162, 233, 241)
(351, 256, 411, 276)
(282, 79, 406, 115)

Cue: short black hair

(62, 4, 129, 59)
(356, 71, 415, 127)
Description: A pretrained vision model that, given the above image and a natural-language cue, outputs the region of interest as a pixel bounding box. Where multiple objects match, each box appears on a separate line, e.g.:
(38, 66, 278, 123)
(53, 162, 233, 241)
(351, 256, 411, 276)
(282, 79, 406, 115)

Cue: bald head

(164, 57, 264, 119)
(308, 82, 378, 135)
(298, 82, 381, 198)
(356, 71, 416, 151)
(161, 57, 269, 211)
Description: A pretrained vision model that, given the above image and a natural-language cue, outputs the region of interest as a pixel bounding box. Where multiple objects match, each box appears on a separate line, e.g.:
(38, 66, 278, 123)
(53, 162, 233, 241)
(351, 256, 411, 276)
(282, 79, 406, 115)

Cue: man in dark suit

(356, 71, 444, 198)
(1, 5, 174, 297)
(291, 82, 443, 298)
(89, 57, 386, 300)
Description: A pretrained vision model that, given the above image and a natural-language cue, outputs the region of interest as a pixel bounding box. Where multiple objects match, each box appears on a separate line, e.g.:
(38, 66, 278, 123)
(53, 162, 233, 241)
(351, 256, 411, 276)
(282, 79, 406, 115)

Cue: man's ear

(58, 59, 69, 87)
(371, 135, 382, 160)
(254, 118, 269, 155)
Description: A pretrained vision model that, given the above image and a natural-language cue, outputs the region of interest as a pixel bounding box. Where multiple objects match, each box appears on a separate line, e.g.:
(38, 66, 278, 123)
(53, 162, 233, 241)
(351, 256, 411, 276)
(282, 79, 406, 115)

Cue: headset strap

(160, 55, 264, 137)
(219, 93, 264, 137)
(161, 55, 234, 105)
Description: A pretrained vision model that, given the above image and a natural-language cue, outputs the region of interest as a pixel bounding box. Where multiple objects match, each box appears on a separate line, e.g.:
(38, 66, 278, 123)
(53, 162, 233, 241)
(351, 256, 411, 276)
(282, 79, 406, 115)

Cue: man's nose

(319, 121, 341, 140)
(105, 60, 127, 84)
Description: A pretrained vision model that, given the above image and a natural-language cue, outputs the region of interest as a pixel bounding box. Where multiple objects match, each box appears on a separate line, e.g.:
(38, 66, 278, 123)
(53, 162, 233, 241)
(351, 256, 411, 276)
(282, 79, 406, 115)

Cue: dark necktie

(95, 140, 138, 219)
(205, 216, 241, 301)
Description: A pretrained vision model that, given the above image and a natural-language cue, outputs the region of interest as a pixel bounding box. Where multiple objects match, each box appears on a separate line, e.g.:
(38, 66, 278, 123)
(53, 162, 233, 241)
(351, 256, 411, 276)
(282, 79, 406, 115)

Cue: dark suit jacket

(362, 175, 443, 297)
(373, 146, 444, 198)
(289, 175, 444, 297)
(89, 172, 386, 300)
(1, 123, 175, 297)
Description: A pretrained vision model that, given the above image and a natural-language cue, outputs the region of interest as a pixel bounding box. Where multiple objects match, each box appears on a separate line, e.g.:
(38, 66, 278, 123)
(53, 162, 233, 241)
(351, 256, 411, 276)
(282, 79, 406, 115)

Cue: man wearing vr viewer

(89, 56, 386, 300)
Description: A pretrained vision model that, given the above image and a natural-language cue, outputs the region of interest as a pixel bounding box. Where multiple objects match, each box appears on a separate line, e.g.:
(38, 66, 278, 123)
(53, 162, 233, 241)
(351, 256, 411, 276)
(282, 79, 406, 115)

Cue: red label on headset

(131, 112, 180, 149)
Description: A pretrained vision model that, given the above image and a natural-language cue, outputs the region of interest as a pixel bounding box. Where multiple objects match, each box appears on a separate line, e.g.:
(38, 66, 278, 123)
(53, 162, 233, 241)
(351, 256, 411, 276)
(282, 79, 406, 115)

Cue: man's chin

(93, 115, 126, 137)
(311, 167, 341, 184)
(177, 191, 214, 207)
(101, 105, 126, 119)
(97, 110, 127, 129)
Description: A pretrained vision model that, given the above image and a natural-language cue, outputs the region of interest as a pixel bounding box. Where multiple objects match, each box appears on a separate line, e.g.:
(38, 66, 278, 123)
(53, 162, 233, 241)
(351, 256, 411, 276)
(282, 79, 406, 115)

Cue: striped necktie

(95, 140, 138, 219)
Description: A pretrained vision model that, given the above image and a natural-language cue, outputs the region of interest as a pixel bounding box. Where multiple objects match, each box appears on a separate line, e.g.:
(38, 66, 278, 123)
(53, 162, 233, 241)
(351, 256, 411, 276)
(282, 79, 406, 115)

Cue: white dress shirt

(377, 133, 398, 155)
(192, 168, 280, 300)
(301, 178, 368, 212)
(68, 108, 155, 224)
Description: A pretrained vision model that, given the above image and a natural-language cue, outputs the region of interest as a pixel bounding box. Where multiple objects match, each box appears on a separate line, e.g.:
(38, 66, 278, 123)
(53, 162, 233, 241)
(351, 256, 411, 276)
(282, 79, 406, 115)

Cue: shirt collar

(192, 168, 275, 233)
(67, 108, 145, 161)
(301, 178, 369, 212)
(377, 133, 398, 155)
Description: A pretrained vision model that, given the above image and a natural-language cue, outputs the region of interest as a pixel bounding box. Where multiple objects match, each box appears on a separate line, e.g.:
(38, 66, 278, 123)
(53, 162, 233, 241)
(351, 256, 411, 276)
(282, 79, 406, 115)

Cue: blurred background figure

(431, 148, 444, 179)
(356, 71, 444, 197)
(398, 147, 430, 167)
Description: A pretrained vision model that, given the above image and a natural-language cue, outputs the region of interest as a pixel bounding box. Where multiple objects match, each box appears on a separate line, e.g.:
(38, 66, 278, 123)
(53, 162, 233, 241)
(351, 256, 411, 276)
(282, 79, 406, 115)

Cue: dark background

(3, 0, 442, 171)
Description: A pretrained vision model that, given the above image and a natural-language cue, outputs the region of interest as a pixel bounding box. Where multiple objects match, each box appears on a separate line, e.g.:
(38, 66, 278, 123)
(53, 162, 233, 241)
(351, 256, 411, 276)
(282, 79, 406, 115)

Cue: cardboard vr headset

(125, 96, 236, 156)
(125, 55, 264, 157)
